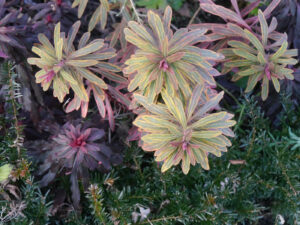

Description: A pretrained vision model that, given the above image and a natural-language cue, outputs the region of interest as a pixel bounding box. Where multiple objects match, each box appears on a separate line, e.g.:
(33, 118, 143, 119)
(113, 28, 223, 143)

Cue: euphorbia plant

(192, 0, 284, 45)
(222, 10, 298, 100)
(72, 0, 110, 31)
(28, 21, 112, 102)
(123, 6, 224, 103)
(190, 0, 298, 101)
(133, 85, 235, 174)
(28, 20, 129, 129)
(37, 121, 121, 208)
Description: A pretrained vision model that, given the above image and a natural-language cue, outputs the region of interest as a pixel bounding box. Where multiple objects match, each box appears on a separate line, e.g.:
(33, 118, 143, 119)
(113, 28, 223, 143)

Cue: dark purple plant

(0, 0, 27, 57)
(28, 0, 77, 40)
(36, 121, 122, 208)
(270, 0, 300, 61)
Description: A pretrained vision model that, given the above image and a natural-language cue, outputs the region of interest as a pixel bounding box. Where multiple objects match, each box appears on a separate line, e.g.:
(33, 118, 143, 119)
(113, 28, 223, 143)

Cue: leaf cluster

(133, 85, 235, 174)
(192, 0, 298, 101)
(0, 0, 27, 55)
(122, 6, 235, 174)
(72, 0, 110, 31)
(27, 20, 129, 129)
(222, 10, 298, 100)
(124, 6, 224, 103)
(32, 120, 122, 209)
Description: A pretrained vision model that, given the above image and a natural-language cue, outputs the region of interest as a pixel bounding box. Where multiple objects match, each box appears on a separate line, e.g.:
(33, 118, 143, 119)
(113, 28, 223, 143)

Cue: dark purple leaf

(70, 172, 80, 209)
(241, 0, 260, 18)
(39, 170, 57, 187)
(87, 128, 105, 141)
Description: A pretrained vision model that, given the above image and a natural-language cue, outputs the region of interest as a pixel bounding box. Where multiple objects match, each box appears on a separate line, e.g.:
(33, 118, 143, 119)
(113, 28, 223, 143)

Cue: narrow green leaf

(133, 115, 178, 133)
(133, 93, 171, 119)
(67, 21, 81, 52)
(78, 0, 88, 18)
(182, 151, 190, 174)
(169, 29, 207, 54)
(38, 33, 54, 52)
(238, 68, 257, 77)
(192, 112, 226, 128)
(162, 90, 186, 127)
(275, 58, 298, 65)
(60, 69, 77, 84)
(193, 92, 224, 118)
(261, 75, 269, 101)
(155, 146, 176, 162)
(128, 21, 155, 44)
(78, 32, 90, 49)
(95, 62, 121, 72)
(76, 67, 107, 89)
(100, 4, 107, 30)
(128, 73, 147, 92)
(204, 120, 236, 129)
(70, 40, 104, 58)
(245, 73, 260, 93)
(192, 148, 209, 170)
(163, 6, 172, 34)
(192, 130, 222, 139)
(32, 46, 56, 63)
(271, 77, 280, 92)
(148, 10, 165, 48)
(224, 60, 253, 67)
(161, 151, 176, 172)
(142, 133, 176, 144)
(187, 84, 204, 119)
(228, 40, 256, 54)
(258, 10, 268, 46)
(66, 59, 98, 67)
(257, 52, 266, 64)
(54, 23, 63, 60)
(270, 41, 288, 61)
(69, 76, 88, 102)
(232, 49, 258, 62)
(124, 28, 158, 53)
(244, 29, 264, 54)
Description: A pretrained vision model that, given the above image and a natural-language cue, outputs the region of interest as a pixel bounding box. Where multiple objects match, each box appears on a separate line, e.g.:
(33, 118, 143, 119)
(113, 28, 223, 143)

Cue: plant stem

(216, 82, 242, 107)
(188, 5, 201, 27)
(279, 159, 297, 196)
(116, 0, 127, 16)
(234, 103, 245, 132)
(133, 155, 143, 179)
(129, 0, 142, 23)
(8, 64, 21, 157)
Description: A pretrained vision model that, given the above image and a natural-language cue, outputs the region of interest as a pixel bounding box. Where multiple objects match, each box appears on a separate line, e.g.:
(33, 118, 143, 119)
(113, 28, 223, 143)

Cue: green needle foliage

(0, 63, 52, 225)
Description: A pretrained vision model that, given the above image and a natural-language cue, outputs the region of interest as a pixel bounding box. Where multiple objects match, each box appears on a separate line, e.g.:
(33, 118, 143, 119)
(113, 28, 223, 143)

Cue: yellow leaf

(192, 112, 226, 128)
(0, 164, 12, 182)
(192, 130, 222, 139)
